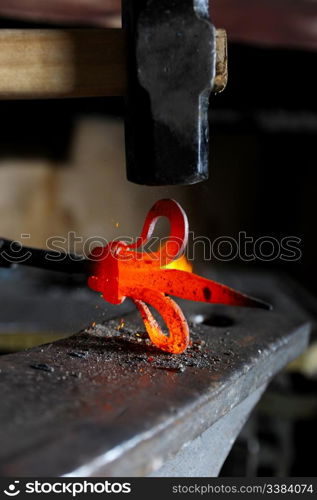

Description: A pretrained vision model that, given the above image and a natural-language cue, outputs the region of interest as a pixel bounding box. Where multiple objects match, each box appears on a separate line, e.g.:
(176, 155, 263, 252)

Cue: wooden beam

(213, 0, 317, 51)
(0, 0, 121, 26)
(0, 29, 127, 99)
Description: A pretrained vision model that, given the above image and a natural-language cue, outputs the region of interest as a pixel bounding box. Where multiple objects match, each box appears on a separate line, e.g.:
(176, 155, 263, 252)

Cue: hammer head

(122, 0, 216, 186)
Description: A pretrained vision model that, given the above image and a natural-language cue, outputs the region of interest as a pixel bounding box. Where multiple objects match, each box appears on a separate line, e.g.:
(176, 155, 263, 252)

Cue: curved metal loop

(128, 199, 188, 267)
(130, 287, 189, 354)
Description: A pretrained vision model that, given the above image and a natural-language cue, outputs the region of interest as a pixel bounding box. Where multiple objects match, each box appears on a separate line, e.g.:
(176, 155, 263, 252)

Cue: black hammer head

(122, 0, 216, 186)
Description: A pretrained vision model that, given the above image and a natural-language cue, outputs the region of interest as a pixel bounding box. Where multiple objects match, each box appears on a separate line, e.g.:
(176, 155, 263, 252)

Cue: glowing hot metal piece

(88, 200, 270, 354)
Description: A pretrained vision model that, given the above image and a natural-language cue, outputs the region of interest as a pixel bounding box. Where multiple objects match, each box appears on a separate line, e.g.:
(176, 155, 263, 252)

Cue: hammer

(0, 1, 227, 185)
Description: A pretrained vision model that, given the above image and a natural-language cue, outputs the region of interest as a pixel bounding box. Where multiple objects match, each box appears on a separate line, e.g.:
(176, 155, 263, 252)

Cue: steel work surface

(0, 271, 311, 476)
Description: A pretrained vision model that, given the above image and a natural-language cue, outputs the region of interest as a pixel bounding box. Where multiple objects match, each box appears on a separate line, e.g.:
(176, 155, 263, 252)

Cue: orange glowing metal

(88, 199, 270, 354)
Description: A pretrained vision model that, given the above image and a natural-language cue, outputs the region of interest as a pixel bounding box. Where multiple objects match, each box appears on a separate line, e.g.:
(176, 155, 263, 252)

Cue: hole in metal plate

(203, 314, 235, 327)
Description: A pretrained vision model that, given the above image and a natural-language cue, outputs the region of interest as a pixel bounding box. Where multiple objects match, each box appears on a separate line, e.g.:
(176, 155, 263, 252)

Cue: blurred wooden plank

(0, 0, 121, 26)
(0, 0, 315, 51)
(213, 0, 317, 51)
(0, 29, 126, 99)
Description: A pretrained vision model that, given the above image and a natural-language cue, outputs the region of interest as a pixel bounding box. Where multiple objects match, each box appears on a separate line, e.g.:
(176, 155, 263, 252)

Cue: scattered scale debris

(22, 314, 243, 383)
(80, 318, 237, 374)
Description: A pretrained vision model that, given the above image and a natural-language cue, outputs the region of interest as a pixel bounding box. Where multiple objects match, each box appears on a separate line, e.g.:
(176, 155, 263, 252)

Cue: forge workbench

(0, 269, 311, 476)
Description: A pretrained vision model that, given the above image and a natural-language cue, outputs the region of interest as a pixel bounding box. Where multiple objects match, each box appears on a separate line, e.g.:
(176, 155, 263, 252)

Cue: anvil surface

(0, 270, 311, 476)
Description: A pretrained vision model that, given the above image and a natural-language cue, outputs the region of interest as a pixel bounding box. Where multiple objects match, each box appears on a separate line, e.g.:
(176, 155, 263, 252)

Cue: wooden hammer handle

(0, 29, 126, 99)
(0, 28, 226, 100)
